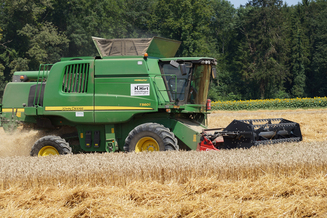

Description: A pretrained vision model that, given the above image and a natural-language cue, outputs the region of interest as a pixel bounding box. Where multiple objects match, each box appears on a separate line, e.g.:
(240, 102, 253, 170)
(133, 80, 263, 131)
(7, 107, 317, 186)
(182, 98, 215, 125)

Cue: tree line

(0, 0, 326, 101)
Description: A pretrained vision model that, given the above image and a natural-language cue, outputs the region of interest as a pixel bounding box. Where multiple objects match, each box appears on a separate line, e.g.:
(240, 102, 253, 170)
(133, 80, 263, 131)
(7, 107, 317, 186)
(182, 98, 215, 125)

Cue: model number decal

(75, 112, 84, 117)
(131, 84, 150, 96)
(139, 103, 151, 106)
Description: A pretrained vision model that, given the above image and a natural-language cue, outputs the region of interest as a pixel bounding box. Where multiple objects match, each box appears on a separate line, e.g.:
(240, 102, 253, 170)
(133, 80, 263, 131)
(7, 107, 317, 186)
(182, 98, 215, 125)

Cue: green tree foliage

(123, 0, 158, 38)
(0, 27, 5, 98)
(208, 0, 242, 101)
(0, 0, 327, 102)
(281, 3, 310, 98)
(234, 0, 289, 99)
(0, 0, 69, 78)
(57, 0, 127, 56)
(306, 0, 327, 96)
(289, 23, 308, 97)
(47, 0, 156, 57)
(18, 22, 69, 65)
(290, 29, 306, 98)
(150, 0, 214, 57)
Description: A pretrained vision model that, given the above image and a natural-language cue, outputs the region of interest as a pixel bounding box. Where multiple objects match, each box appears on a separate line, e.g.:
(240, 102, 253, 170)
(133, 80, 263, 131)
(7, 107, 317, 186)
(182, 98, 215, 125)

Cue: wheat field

(0, 109, 327, 217)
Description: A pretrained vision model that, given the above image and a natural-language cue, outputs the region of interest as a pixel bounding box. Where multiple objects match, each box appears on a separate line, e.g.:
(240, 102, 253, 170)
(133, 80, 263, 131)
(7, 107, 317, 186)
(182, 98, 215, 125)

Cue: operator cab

(159, 58, 217, 106)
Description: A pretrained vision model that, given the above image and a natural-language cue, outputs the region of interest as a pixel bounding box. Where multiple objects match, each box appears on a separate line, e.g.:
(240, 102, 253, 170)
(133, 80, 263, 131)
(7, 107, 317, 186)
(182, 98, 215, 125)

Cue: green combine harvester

(0, 37, 302, 156)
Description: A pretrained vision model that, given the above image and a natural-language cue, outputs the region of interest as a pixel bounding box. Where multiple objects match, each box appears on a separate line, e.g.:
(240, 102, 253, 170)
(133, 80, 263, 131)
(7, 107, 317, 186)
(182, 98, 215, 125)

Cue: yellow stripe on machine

(45, 106, 153, 111)
(95, 106, 153, 110)
(2, 108, 25, 113)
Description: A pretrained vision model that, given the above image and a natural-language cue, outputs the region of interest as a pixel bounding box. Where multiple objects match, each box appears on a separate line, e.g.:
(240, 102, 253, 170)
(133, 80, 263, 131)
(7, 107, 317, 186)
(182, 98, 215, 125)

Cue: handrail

(154, 74, 178, 101)
(152, 77, 169, 105)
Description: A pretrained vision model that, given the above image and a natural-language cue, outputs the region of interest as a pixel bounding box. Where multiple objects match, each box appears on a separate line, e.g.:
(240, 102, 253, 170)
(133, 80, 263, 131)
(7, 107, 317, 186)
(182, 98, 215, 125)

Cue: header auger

(0, 37, 302, 156)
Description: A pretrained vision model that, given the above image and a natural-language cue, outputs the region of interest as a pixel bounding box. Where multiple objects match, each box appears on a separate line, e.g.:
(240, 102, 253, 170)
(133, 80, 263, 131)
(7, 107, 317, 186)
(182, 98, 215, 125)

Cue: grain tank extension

(0, 37, 302, 156)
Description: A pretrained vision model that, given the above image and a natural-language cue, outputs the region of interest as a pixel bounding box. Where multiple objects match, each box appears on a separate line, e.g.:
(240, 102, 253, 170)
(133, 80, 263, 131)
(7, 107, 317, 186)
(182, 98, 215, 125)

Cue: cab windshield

(160, 61, 212, 105)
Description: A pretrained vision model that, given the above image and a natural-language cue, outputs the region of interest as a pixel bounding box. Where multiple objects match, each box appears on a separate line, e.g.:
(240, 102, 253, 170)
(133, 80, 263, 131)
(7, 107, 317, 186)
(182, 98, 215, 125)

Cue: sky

(229, 0, 301, 7)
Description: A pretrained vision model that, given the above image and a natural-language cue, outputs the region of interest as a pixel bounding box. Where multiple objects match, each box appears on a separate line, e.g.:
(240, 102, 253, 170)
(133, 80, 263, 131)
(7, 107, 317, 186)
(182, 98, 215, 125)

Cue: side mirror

(170, 60, 179, 68)
(212, 66, 217, 79)
(180, 64, 187, 76)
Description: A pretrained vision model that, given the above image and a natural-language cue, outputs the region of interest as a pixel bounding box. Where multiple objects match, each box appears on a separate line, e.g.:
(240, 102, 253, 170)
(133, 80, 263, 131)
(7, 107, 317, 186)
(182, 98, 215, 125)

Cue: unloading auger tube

(199, 118, 302, 150)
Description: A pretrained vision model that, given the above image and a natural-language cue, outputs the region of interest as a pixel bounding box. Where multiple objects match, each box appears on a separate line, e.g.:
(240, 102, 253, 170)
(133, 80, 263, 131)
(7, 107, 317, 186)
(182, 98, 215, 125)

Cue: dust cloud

(0, 127, 41, 157)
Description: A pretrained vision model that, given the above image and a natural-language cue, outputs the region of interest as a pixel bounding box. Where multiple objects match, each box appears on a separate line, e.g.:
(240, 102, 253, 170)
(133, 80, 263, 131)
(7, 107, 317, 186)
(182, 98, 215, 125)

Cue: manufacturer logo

(131, 84, 150, 96)
(62, 107, 84, 111)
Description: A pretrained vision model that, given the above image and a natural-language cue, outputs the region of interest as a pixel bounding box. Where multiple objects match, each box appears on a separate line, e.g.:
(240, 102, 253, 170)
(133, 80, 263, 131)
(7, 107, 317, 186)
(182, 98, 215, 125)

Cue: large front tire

(124, 123, 179, 152)
(30, 135, 73, 157)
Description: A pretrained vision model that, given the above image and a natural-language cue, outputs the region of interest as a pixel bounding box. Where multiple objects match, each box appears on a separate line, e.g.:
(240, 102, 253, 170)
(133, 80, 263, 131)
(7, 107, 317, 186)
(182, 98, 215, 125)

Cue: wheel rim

(38, 146, 59, 156)
(135, 137, 159, 152)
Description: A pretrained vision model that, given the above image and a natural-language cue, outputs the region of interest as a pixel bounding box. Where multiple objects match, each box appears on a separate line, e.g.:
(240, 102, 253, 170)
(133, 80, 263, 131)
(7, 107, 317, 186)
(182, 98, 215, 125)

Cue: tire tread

(124, 123, 179, 152)
(30, 135, 72, 156)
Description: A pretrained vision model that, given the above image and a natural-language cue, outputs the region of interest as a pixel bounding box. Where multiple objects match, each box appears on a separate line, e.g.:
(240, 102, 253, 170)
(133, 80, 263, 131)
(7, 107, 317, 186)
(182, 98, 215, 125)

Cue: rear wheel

(124, 123, 179, 152)
(30, 135, 72, 157)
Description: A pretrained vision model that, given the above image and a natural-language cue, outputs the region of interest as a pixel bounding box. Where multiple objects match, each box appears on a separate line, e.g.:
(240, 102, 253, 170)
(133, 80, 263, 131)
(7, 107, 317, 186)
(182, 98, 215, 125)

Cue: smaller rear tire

(30, 135, 72, 157)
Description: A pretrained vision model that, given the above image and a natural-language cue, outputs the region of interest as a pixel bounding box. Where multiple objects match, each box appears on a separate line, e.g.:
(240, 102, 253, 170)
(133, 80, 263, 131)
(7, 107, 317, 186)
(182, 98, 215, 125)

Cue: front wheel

(124, 123, 179, 152)
(30, 135, 72, 156)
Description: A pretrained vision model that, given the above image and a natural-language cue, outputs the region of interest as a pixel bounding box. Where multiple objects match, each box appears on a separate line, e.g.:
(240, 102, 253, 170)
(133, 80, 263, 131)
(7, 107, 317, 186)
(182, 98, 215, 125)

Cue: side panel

(170, 119, 203, 150)
(42, 60, 95, 123)
(94, 59, 158, 123)
(1, 82, 36, 121)
(2, 82, 34, 108)
(94, 77, 158, 123)
(95, 58, 147, 75)
(77, 125, 106, 152)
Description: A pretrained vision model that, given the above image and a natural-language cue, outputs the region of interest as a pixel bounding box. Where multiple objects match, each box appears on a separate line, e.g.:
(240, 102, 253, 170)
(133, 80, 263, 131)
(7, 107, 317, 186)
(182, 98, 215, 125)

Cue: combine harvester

(0, 37, 302, 156)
